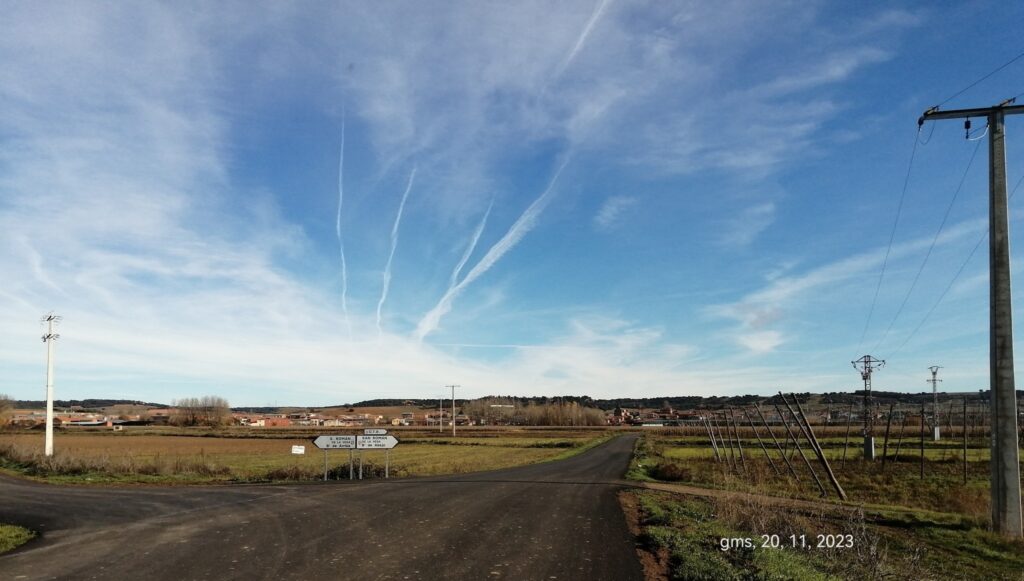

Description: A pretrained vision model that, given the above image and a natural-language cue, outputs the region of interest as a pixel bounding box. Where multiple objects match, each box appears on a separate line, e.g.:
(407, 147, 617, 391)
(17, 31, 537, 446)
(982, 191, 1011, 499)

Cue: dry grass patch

(0, 430, 610, 484)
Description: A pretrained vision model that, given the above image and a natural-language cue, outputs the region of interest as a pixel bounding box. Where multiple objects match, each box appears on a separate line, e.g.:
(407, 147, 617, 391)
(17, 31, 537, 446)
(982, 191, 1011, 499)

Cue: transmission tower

(852, 355, 884, 460)
(41, 313, 61, 457)
(928, 366, 942, 440)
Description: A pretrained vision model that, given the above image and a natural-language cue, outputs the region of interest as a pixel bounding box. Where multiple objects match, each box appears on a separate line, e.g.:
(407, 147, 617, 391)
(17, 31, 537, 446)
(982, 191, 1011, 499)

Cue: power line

(935, 48, 1024, 108)
(872, 138, 983, 352)
(889, 171, 1024, 357)
(857, 128, 921, 351)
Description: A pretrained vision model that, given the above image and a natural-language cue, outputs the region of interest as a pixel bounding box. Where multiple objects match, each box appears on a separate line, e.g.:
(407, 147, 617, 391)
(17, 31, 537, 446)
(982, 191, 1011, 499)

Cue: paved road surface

(0, 435, 642, 580)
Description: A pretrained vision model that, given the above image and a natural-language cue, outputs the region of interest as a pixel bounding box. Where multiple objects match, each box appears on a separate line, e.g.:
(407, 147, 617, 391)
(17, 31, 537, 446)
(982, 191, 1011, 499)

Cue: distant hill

(335, 399, 441, 408)
(15, 399, 168, 410)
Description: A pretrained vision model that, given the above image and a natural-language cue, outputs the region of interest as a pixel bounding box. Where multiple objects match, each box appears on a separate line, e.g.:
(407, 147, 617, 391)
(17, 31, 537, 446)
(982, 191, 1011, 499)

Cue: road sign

(313, 435, 356, 450)
(291, 445, 306, 455)
(356, 434, 399, 449)
(364, 428, 388, 435)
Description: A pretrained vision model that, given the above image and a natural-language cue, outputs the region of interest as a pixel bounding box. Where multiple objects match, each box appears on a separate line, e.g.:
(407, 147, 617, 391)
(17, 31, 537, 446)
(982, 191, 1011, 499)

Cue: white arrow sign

(313, 435, 356, 450)
(356, 434, 399, 449)
(363, 428, 388, 435)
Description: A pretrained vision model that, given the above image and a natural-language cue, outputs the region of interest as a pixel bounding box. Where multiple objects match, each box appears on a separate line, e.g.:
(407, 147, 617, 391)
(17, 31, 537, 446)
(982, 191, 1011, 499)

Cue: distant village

(7, 402, 722, 429)
(1, 402, 919, 429)
(5, 390, 997, 430)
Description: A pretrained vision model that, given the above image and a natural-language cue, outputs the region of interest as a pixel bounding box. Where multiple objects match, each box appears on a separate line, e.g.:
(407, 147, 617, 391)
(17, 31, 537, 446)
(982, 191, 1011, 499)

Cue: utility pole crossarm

(920, 103, 1024, 123)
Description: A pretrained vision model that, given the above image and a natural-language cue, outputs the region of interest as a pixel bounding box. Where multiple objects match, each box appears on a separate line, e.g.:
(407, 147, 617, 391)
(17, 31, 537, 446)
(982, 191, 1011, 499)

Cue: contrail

(449, 200, 493, 287)
(558, 0, 613, 75)
(336, 109, 352, 337)
(415, 157, 570, 341)
(377, 166, 417, 336)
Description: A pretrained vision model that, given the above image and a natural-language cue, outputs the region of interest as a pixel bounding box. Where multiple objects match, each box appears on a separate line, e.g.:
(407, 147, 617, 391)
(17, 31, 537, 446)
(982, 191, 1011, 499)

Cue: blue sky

(2, 2, 1024, 406)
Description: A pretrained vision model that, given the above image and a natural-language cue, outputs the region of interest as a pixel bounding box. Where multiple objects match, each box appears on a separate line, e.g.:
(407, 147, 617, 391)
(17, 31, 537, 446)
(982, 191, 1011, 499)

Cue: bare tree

(172, 396, 231, 427)
(0, 394, 13, 426)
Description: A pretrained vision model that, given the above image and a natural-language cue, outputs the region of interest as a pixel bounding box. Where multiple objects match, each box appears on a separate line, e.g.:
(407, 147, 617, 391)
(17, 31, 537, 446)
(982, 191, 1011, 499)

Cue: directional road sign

(356, 434, 399, 449)
(363, 428, 388, 435)
(312, 435, 356, 450)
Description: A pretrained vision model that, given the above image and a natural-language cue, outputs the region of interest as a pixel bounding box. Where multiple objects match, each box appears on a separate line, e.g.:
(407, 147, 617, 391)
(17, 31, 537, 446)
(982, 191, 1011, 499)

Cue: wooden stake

(774, 402, 826, 497)
(881, 403, 894, 471)
(841, 402, 854, 469)
(756, 404, 799, 482)
(963, 397, 969, 485)
(947, 400, 956, 433)
(893, 410, 908, 459)
(717, 414, 734, 470)
(702, 416, 721, 461)
(729, 408, 746, 473)
(920, 402, 926, 480)
(744, 408, 780, 475)
(785, 393, 847, 500)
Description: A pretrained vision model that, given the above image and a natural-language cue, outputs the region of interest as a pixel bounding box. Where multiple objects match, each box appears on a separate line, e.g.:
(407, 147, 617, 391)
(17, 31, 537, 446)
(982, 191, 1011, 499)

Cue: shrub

(651, 461, 691, 482)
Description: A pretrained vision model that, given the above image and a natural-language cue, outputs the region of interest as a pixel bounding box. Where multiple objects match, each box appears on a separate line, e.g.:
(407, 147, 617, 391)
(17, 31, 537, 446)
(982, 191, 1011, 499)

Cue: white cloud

(0, 3, 927, 403)
(736, 331, 783, 354)
(594, 195, 637, 230)
(718, 202, 776, 247)
(709, 217, 986, 355)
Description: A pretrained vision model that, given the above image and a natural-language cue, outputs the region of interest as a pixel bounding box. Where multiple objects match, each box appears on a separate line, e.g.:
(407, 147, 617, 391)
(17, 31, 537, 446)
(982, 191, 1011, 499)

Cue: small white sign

(364, 428, 388, 435)
(291, 445, 306, 455)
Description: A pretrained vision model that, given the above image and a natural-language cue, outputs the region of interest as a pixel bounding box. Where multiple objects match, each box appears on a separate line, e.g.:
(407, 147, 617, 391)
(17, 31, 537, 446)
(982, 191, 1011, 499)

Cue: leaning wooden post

(744, 408, 780, 476)
(841, 402, 854, 469)
(702, 416, 721, 462)
(785, 393, 847, 501)
(756, 404, 799, 482)
(717, 414, 735, 470)
(919, 402, 926, 480)
(729, 408, 746, 473)
(947, 400, 955, 433)
(881, 403, 894, 471)
(893, 410, 908, 460)
(774, 402, 827, 497)
(963, 397, 969, 485)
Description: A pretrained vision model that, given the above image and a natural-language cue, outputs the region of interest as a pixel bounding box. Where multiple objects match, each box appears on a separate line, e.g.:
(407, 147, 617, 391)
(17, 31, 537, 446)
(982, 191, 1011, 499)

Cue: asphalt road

(0, 435, 643, 580)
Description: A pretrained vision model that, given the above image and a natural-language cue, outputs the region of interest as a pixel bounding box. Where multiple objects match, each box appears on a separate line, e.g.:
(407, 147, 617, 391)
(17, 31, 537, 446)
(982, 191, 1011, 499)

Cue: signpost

(312, 435, 356, 481)
(358, 434, 399, 479)
(312, 434, 399, 481)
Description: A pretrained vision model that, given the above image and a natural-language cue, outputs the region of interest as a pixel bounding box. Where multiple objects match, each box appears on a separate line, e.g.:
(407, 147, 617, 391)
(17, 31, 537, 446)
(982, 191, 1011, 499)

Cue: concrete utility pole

(41, 313, 61, 457)
(446, 384, 460, 437)
(928, 366, 943, 440)
(852, 355, 885, 460)
(921, 99, 1024, 538)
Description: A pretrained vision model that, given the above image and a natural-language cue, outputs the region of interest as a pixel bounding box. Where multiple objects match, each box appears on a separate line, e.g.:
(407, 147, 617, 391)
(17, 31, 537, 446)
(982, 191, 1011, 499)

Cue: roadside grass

(624, 433, 1024, 580)
(630, 432, 1001, 517)
(623, 489, 1024, 581)
(0, 430, 613, 485)
(0, 524, 35, 554)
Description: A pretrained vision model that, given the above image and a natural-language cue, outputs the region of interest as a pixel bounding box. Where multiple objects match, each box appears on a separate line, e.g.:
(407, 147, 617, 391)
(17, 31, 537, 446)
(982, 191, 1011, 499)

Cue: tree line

(170, 396, 231, 427)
